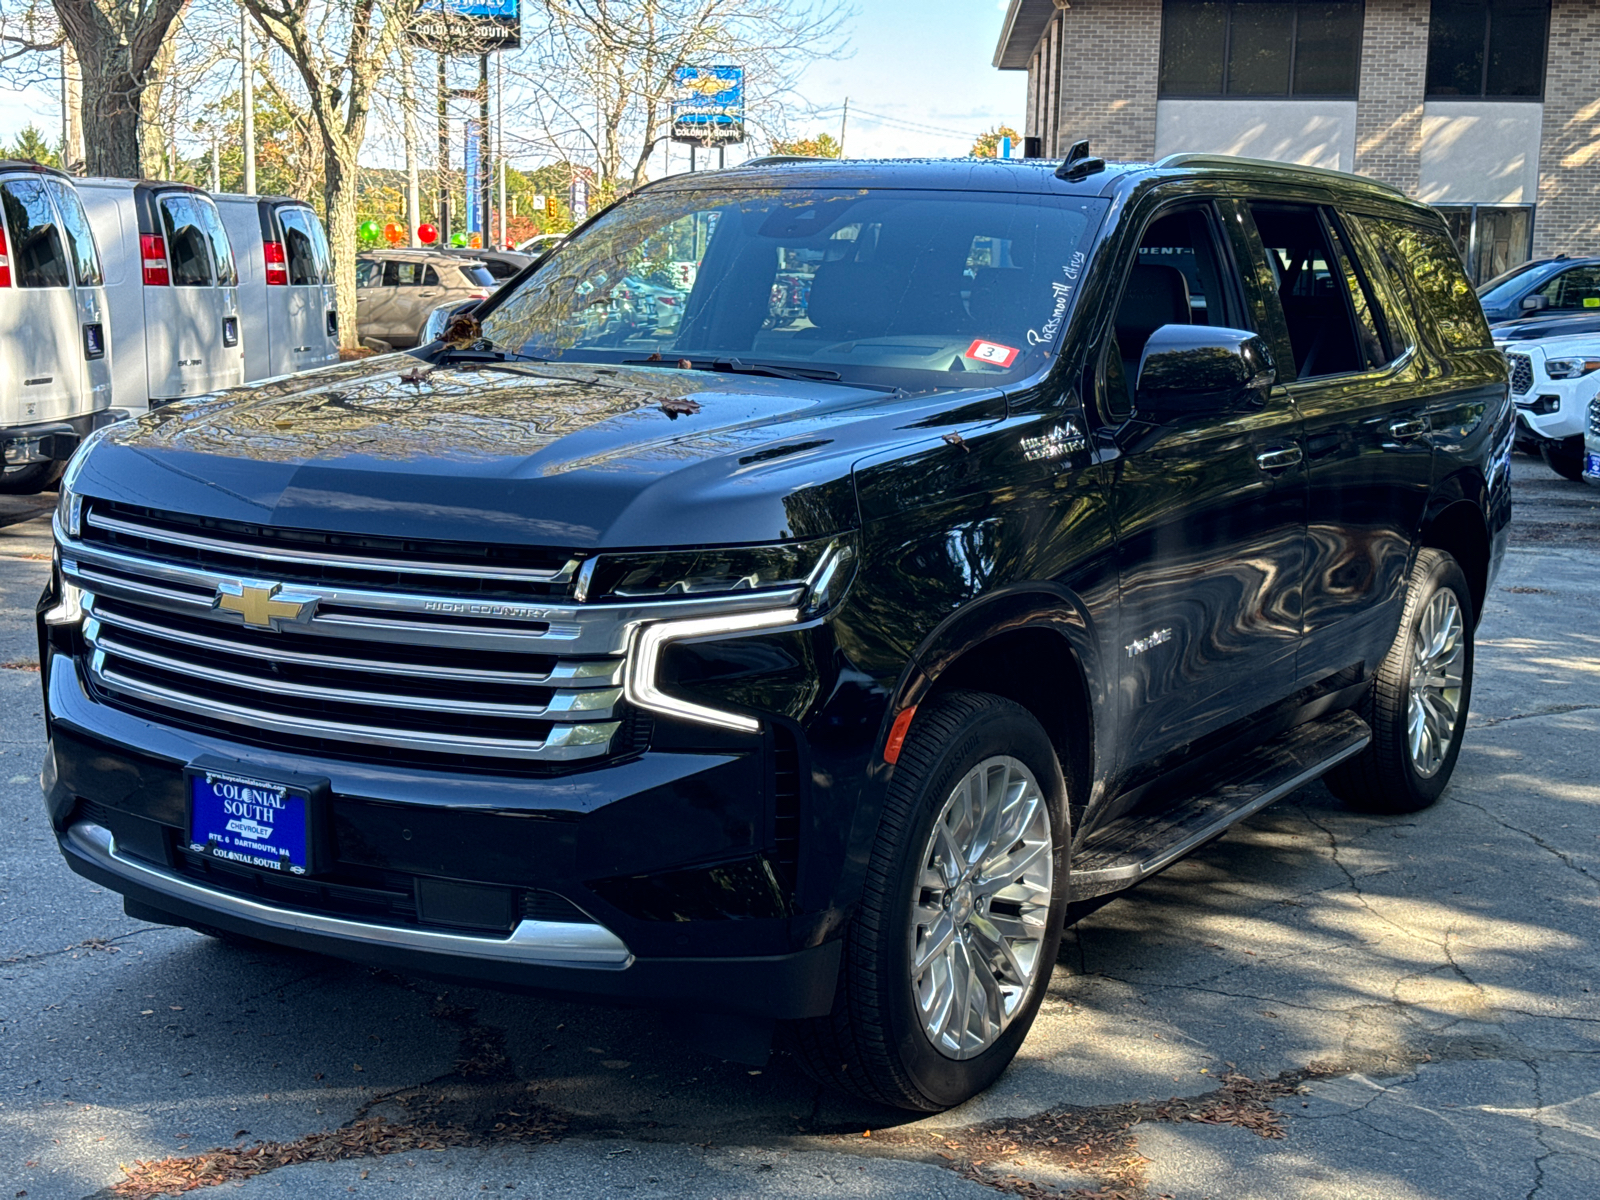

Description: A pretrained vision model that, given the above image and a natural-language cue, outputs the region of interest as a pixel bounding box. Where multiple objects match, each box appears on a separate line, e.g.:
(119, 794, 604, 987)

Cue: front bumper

(40, 647, 846, 1019)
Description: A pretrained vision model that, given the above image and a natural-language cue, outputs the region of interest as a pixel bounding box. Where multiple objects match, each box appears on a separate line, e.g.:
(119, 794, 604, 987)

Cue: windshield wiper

(432, 344, 545, 364)
(621, 355, 903, 394)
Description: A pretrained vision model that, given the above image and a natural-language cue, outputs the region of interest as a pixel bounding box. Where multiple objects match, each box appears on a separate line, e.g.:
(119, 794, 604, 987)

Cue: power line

(810, 105, 978, 141)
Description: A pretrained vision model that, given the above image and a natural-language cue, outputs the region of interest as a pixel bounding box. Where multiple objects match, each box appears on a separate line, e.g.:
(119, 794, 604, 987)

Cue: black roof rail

(1153, 152, 1409, 198)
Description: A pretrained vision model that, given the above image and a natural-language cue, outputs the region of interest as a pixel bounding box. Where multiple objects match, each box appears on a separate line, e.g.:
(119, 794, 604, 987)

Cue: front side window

(160, 195, 215, 287)
(1534, 265, 1600, 311)
(1426, 0, 1549, 99)
(355, 259, 383, 288)
(480, 186, 1106, 392)
(1, 179, 71, 289)
(1159, 1, 1364, 98)
(46, 180, 102, 288)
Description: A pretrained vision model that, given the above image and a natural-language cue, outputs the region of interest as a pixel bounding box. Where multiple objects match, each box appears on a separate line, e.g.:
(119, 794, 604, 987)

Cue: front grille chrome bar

(85, 507, 580, 584)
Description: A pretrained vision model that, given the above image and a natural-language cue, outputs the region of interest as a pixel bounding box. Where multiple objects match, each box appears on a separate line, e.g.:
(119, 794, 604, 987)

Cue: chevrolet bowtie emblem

(215, 580, 318, 630)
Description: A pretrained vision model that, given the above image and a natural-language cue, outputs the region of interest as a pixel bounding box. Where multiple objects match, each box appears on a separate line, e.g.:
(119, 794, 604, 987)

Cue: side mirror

(1521, 294, 1550, 312)
(1134, 325, 1277, 419)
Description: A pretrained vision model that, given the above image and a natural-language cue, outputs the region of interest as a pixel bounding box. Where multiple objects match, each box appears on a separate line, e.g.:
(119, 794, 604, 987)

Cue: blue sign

(410, 0, 519, 51)
(188, 770, 311, 874)
(672, 65, 745, 146)
(465, 119, 485, 234)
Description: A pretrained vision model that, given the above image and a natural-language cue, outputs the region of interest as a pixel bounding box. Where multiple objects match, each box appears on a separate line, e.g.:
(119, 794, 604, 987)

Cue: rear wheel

(789, 690, 1069, 1111)
(1541, 437, 1585, 481)
(0, 460, 65, 495)
(1327, 549, 1473, 813)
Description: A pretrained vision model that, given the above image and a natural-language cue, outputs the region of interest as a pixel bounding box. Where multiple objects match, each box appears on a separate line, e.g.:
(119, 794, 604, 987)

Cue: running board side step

(1070, 710, 1371, 901)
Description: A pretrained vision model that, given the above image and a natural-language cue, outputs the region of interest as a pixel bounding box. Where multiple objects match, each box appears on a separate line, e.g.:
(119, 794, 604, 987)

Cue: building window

(1425, 0, 1550, 99)
(1159, 1, 1364, 98)
(1437, 204, 1534, 283)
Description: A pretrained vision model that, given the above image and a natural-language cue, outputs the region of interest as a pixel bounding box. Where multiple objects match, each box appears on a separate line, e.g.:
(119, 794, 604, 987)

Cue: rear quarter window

(1366, 217, 1492, 352)
(459, 264, 495, 287)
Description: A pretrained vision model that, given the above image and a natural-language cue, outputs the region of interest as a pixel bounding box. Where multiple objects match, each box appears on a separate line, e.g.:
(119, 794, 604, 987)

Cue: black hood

(1490, 312, 1600, 342)
(74, 355, 1002, 549)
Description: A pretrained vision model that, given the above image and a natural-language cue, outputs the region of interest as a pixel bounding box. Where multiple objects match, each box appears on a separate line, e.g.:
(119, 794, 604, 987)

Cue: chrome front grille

(58, 500, 801, 767)
(1506, 352, 1534, 396)
(1590, 396, 1600, 438)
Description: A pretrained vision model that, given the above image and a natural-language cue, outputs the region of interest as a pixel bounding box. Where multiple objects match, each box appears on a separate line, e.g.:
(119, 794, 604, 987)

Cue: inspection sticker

(965, 339, 1020, 367)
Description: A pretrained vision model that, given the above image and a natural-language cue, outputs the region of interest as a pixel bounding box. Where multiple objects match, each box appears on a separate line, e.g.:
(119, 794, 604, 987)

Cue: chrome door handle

(1255, 446, 1303, 471)
(1388, 418, 1427, 440)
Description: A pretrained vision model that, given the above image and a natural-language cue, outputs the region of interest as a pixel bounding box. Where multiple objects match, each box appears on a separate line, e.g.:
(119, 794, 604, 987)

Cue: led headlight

(615, 534, 858, 731)
(1544, 357, 1600, 380)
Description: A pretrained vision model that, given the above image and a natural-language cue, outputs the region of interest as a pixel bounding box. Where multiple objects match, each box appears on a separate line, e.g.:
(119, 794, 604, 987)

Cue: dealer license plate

(188, 768, 312, 874)
(1585, 452, 1600, 480)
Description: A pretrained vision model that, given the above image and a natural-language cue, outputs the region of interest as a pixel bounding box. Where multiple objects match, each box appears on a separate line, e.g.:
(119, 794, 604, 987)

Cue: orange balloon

(383, 222, 405, 245)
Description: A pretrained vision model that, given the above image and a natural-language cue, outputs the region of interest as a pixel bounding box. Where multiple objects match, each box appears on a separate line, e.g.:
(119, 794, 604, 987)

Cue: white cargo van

(76, 178, 244, 414)
(214, 193, 338, 381)
(0, 161, 121, 494)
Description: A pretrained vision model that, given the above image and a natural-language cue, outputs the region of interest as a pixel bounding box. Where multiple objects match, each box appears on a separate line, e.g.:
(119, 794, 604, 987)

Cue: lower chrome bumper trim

(65, 821, 633, 968)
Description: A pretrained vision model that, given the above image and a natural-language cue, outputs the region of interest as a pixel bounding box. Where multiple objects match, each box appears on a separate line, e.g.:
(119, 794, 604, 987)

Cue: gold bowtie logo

(215, 580, 317, 630)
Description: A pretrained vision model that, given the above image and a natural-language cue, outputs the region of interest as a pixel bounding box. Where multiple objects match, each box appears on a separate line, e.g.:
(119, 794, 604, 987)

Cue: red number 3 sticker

(965, 339, 1019, 368)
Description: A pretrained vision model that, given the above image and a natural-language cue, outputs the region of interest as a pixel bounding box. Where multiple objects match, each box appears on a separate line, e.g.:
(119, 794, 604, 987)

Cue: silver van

(0, 161, 119, 494)
(75, 178, 244, 414)
(214, 193, 338, 382)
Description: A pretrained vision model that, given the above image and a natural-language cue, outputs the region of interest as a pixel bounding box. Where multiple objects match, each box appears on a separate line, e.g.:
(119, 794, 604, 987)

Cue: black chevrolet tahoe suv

(39, 153, 1512, 1111)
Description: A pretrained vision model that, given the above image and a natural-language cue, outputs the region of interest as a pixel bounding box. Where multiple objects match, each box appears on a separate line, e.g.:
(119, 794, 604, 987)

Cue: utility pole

(437, 53, 451, 245)
(838, 97, 849, 158)
(210, 135, 220, 192)
(402, 41, 420, 246)
(241, 6, 255, 194)
(495, 53, 506, 249)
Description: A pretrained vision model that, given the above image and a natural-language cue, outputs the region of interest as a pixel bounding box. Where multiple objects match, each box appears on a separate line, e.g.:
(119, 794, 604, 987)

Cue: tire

(788, 690, 1070, 1111)
(1540, 438, 1585, 482)
(1327, 549, 1474, 814)
(0, 460, 65, 495)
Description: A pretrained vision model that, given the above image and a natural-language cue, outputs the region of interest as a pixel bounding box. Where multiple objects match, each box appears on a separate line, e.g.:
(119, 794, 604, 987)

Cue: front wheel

(789, 690, 1069, 1111)
(1327, 548, 1474, 813)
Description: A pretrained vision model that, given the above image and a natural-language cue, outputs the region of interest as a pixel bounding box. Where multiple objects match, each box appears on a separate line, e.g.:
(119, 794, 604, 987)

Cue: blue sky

(0, 0, 1025, 164)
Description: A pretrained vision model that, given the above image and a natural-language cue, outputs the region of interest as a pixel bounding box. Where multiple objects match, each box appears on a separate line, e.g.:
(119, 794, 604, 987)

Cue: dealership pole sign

(671, 66, 745, 146)
(409, 0, 520, 52)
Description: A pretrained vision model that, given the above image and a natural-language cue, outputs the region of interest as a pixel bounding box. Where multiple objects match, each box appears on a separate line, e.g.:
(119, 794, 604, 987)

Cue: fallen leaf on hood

(658, 397, 702, 418)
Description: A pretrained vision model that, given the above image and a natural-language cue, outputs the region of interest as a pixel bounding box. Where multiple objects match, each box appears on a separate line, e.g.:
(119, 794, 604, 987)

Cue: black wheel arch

(1419, 470, 1493, 626)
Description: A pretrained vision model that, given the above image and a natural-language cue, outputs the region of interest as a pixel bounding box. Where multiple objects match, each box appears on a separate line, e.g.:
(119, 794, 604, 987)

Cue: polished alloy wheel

(908, 755, 1054, 1060)
(1407, 589, 1466, 778)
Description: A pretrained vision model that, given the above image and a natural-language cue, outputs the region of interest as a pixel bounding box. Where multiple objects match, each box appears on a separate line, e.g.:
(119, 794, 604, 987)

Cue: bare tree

(239, 0, 416, 350)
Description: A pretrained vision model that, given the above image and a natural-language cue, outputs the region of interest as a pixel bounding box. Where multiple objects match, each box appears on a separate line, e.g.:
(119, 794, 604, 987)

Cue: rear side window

(194, 197, 237, 287)
(1, 179, 71, 289)
(1250, 202, 1378, 379)
(383, 261, 429, 286)
(160, 195, 215, 286)
(422, 265, 441, 286)
(1365, 218, 1493, 351)
(356, 259, 382, 287)
(46, 180, 102, 288)
(277, 207, 322, 286)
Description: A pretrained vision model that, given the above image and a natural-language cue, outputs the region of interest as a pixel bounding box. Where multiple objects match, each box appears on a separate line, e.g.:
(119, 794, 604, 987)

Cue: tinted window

(460, 263, 495, 287)
(1159, 0, 1362, 97)
(1, 179, 71, 289)
(1477, 258, 1560, 305)
(45, 180, 102, 288)
(1367, 217, 1494, 351)
(422, 265, 441, 286)
(1426, 0, 1549, 98)
(482, 187, 1104, 391)
(195, 197, 237, 287)
(305, 213, 333, 283)
(1249, 203, 1374, 378)
(160, 195, 215, 287)
(277, 207, 321, 286)
(356, 259, 383, 288)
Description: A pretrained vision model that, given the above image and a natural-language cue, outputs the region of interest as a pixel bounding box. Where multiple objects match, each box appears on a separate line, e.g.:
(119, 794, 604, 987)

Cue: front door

(1099, 200, 1307, 768)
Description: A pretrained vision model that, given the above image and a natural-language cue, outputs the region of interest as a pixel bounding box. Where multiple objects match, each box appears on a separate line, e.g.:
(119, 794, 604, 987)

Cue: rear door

(0, 176, 78, 424)
(45, 177, 111, 416)
(1235, 197, 1434, 684)
(354, 257, 393, 340)
(146, 191, 215, 400)
(274, 204, 338, 370)
(193, 194, 243, 391)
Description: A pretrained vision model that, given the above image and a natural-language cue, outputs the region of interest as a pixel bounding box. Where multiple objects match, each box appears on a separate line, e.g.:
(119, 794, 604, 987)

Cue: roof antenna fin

(1056, 138, 1105, 181)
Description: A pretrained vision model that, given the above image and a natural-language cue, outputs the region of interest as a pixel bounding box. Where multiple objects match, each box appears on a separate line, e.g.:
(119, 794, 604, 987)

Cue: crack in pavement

(1449, 793, 1598, 887)
(2, 927, 161, 967)
(1470, 703, 1600, 729)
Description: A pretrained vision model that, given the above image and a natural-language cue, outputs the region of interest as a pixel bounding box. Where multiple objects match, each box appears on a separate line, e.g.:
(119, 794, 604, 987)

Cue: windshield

(479, 186, 1105, 389)
(1477, 260, 1561, 305)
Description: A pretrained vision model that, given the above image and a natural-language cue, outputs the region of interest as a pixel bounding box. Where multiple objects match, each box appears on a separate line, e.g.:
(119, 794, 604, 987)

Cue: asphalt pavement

(2, 457, 1597, 1199)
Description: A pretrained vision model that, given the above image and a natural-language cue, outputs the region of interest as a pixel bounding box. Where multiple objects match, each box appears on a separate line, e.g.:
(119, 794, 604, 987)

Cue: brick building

(994, 0, 1600, 281)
